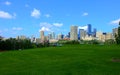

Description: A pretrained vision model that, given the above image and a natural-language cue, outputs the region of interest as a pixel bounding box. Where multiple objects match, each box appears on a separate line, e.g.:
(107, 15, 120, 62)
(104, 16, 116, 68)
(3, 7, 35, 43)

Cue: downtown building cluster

(29, 24, 118, 43)
(15, 24, 118, 44)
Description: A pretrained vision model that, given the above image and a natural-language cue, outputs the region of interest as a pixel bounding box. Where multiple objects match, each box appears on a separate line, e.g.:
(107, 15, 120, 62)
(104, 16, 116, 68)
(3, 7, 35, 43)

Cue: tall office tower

(79, 29, 86, 40)
(48, 33, 52, 40)
(78, 29, 80, 40)
(112, 28, 118, 38)
(93, 28, 97, 37)
(57, 34, 62, 40)
(51, 32, 55, 39)
(40, 30, 44, 41)
(70, 26, 78, 40)
(87, 24, 92, 36)
(61, 34, 64, 39)
(68, 32, 70, 38)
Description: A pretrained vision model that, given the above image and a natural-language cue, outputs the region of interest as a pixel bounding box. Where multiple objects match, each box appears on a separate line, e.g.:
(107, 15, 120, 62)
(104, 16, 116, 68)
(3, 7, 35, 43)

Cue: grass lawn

(0, 44, 120, 75)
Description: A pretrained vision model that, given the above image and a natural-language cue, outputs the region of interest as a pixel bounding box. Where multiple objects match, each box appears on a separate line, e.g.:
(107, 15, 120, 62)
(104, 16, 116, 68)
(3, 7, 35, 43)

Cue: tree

(0, 36, 3, 41)
(105, 39, 115, 45)
(115, 21, 120, 44)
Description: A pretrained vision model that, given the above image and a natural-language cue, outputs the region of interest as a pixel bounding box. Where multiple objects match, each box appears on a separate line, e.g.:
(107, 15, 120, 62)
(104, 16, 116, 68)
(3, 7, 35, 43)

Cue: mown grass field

(0, 44, 120, 75)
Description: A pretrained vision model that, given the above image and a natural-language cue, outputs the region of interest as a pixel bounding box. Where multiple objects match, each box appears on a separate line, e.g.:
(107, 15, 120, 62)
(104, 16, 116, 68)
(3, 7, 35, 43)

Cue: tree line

(115, 21, 120, 44)
(0, 37, 49, 51)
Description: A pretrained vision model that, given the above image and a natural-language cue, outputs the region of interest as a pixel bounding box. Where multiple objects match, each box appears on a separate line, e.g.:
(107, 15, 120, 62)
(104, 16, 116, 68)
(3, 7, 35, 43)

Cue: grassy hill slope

(0, 45, 120, 75)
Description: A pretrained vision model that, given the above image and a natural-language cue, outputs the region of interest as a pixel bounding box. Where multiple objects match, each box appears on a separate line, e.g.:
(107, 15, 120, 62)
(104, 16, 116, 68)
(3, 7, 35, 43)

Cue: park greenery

(0, 22, 120, 75)
(0, 37, 117, 51)
(115, 21, 120, 44)
(0, 37, 50, 51)
(0, 44, 120, 75)
(0, 38, 35, 50)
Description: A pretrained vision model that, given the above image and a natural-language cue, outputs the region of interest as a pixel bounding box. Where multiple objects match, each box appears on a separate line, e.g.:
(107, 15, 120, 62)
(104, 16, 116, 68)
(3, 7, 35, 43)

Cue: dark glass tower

(87, 24, 92, 36)
(93, 28, 97, 37)
(78, 29, 80, 40)
(68, 32, 70, 38)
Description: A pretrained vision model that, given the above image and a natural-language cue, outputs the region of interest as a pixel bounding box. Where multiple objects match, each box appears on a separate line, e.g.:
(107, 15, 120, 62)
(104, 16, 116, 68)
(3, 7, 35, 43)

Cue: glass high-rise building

(70, 26, 78, 40)
(48, 33, 52, 40)
(93, 28, 97, 37)
(87, 24, 92, 36)
(51, 32, 55, 39)
(68, 32, 70, 38)
(79, 29, 86, 40)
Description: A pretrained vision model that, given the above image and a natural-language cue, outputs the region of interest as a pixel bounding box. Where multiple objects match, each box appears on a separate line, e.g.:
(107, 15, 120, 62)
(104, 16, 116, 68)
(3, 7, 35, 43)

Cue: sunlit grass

(0, 44, 120, 75)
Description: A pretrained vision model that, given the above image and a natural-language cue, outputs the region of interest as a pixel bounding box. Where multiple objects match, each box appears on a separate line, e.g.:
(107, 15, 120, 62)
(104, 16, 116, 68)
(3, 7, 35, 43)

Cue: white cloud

(44, 14, 51, 18)
(40, 22, 52, 28)
(78, 26, 88, 30)
(12, 27, 23, 31)
(4, 1, 11, 5)
(31, 8, 41, 18)
(39, 22, 52, 32)
(39, 22, 64, 32)
(110, 18, 120, 25)
(53, 23, 63, 27)
(39, 27, 51, 32)
(82, 12, 88, 16)
(0, 11, 15, 19)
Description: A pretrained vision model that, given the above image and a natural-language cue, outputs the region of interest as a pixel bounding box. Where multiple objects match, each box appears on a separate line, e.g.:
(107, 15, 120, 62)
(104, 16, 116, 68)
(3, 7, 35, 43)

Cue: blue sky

(0, 0, 120, 38)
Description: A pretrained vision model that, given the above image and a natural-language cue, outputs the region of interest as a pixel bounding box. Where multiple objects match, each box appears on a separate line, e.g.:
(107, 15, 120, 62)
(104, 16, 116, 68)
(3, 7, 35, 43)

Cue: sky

(0, 0, 120, 38)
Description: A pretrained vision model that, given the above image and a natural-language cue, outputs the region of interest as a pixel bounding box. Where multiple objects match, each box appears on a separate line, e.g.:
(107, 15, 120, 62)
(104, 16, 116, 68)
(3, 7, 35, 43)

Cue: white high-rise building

(48, 32, 55, 40)
(52, 32, 55, 39)
(40, 30, 44, 41)
(70, 26, 78, 40)
(79, 29, 86, 40)
(57, 33, 62, 40)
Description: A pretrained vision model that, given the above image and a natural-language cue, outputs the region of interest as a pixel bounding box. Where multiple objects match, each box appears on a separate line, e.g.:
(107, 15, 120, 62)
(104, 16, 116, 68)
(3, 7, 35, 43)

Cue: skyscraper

(87, 24, 92, 36)
(51, 32, 55, 39)
(78, 29, 80, 40)
(57, 33, 62, 40)
(48, 33, 52, 40)
(40, 30, 44, 41)
(70, 26, 78, 40)
(79, 29, 86, 40)
(68, 32, 70, 38)
(93, 28, 97, 37)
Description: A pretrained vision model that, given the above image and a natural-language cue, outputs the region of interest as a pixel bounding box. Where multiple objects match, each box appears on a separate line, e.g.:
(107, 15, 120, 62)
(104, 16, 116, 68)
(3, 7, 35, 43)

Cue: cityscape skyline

(0, 0, 120, 38)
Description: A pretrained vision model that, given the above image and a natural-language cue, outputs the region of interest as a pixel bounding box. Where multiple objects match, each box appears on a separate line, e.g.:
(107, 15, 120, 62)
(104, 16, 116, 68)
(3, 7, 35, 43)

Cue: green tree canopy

(115, 21, 120, 44)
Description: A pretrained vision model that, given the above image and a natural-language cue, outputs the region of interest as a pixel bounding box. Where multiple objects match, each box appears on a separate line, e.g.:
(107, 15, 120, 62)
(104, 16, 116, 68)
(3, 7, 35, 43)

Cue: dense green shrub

(82, 40, 100, 45)
(0, 38, 34, 50)
(115, 21, 120, 44)
(105, 39, 116, 45)
(58, 40, 79, 44)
